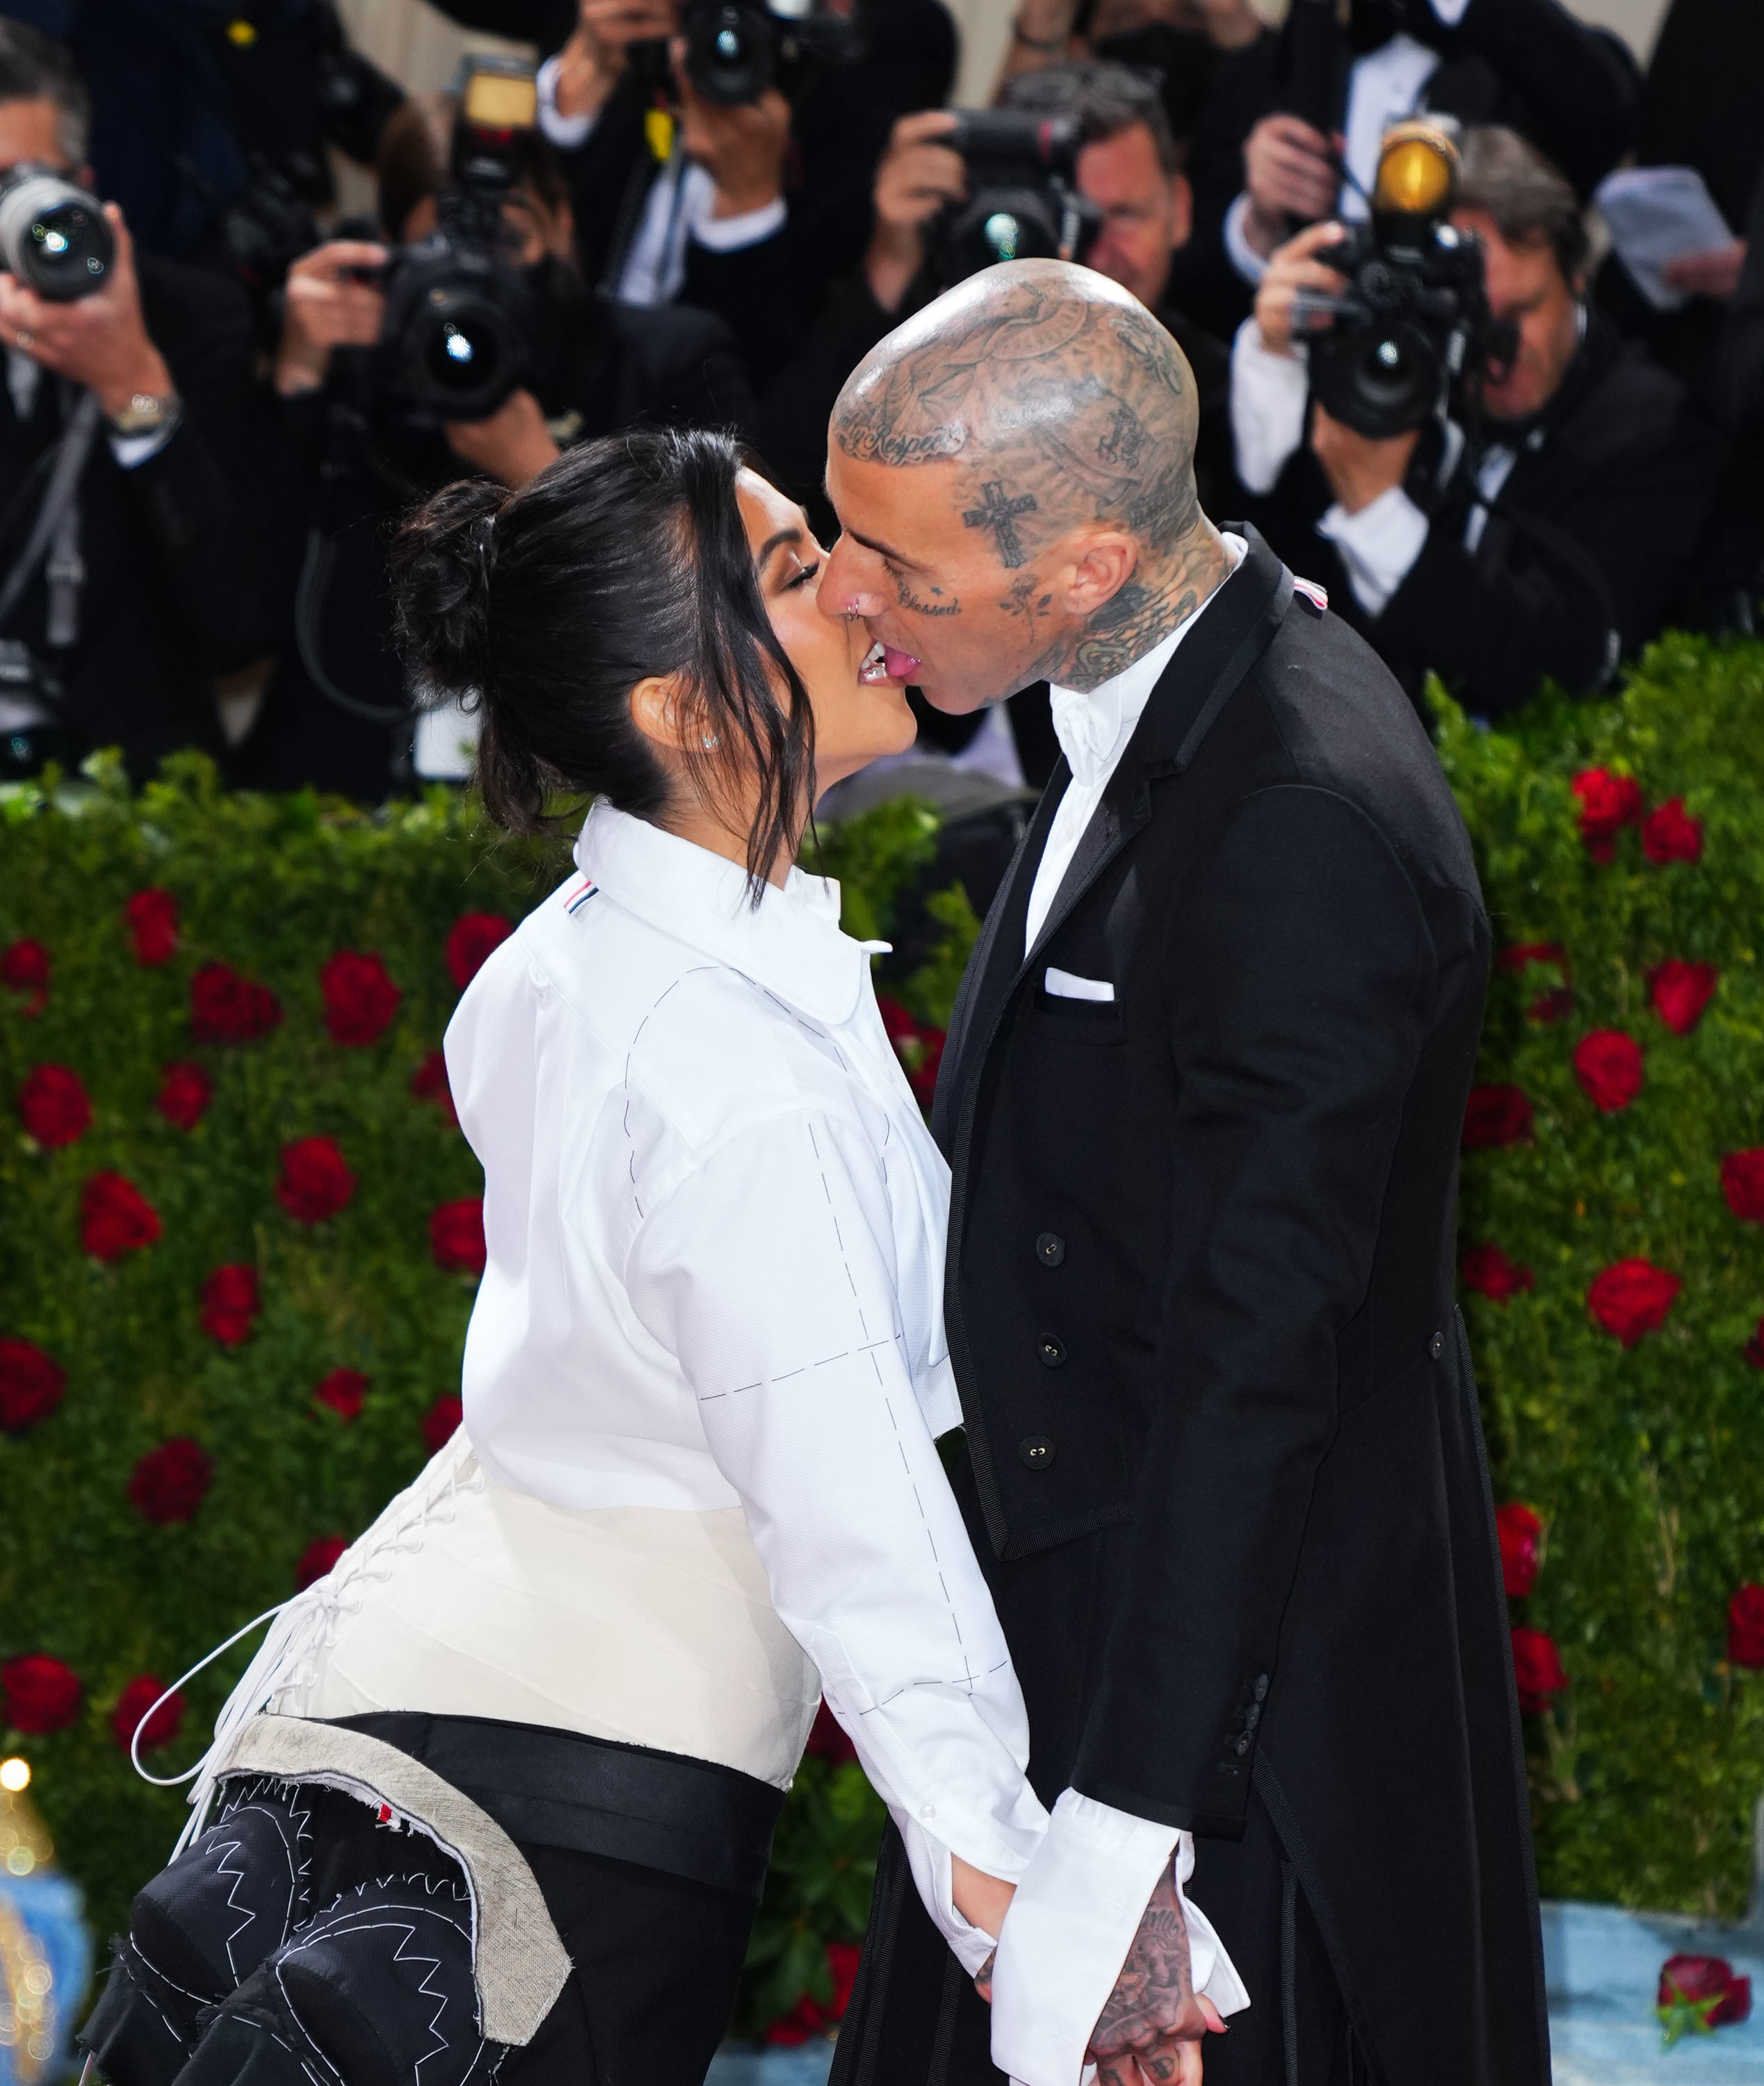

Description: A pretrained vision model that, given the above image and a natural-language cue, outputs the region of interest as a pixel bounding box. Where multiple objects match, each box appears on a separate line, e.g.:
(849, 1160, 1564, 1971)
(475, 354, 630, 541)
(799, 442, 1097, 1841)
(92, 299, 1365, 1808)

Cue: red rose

(805, 1700, 858, 1765)
(1528, 987, 1575, 1026)
(1587, 1257, 1681, 1346)
(1496, 1503, 1542, 1599)
(411, 1049, 458, 1126)
(1642, 798, 1704, 866)
(763, 1940, 863, 2045)
(125, 889, 179, 967)
(1651, 959, 1718, 1037)
(1461, 1245, 1535, 1306)
(877, 998, 946, 1109)
(200, 1264, 260, 1346)
(1728, 1585, 1764, 1669)
(1510, 1626, 1568, 1715)
(1747, 1320, 1764, 1371)
(190, 961, 284, 1044)
(430, 1197, 485, 1275)
(314, 1367, 368, 1422)
(276, 1137, 356, 1224)
(1570, 768, 1643, 861)
(80, 1171, 162, 1260)
(156, 1061, 214, 1131)
(1498, 942, 1568, 973)
(1572, 1029, 1644, 1113)
(1, 936, 49, 1014)
(129, 1438, 213, 1525)
(19, 1062, 91, 1147)
(422, 1393, 464, 1455)
(113, 1674, 184, 1754)
(0, 1336, 65, 1434)
(1, 1652, 81, 1734)
(321, 950, 402, 1048)
(1658, 1955, 1751, 2043)
(1462, 1085, 1532, 1151)
(446, 912, 514, 989)
(1721, 1151, 1764, 1225)
(295, 1535, 348, 1590)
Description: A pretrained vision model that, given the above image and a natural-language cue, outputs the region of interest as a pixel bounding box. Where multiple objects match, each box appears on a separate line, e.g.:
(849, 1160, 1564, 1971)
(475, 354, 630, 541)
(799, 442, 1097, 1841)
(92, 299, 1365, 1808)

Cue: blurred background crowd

(0, 0, 1752, 809)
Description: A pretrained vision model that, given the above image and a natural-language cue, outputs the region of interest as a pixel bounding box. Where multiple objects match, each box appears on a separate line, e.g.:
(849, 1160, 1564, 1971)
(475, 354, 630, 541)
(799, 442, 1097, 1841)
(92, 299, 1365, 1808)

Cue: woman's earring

(702, 731, 720, 750)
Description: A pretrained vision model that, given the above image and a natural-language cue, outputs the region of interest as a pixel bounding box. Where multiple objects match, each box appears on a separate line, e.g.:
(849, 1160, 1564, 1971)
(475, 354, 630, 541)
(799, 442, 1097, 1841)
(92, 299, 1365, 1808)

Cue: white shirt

(1025, 535, 1247, 957)
(536, 54, 785, 303)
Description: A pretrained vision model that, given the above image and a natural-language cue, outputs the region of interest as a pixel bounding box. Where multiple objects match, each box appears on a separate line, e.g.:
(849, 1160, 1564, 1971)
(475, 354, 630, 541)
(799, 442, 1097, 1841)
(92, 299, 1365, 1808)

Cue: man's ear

(1060, 531, 1140, 620)
(1170, 170, 1193, 254)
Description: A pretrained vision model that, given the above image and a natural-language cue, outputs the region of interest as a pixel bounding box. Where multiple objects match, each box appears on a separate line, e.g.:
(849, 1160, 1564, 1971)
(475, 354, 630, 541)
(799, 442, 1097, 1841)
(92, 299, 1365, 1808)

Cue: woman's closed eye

(784, 558, 821, 592)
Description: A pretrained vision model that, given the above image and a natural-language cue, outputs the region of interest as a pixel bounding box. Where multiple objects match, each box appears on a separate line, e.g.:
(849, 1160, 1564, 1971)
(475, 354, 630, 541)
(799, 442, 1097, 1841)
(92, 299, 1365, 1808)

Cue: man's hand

(553, 0, 678, 120)
(1310, 401, 1421, 514)
(274, 240, 389, 397)
(1086, 1866, 1225, 2086)
(0, 204, 172, 419)
(674, 64, 791, 219)
(1243, 113, 1342, 259)
(864, 110, 964, 313)
(1252, 218, 1347, 357)
(445, 389, 561, 489)
(1662, 239, 1747, 301)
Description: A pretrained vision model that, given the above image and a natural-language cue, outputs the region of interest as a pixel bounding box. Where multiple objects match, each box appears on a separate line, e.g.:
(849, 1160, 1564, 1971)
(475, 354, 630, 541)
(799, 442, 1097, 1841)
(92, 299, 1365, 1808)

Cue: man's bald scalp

(832, 260, 1202, 564)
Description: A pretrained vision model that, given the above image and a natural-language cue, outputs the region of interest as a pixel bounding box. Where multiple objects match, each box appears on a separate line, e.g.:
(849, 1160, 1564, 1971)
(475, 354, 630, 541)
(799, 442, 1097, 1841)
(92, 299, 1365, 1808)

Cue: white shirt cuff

(690, 193, 787, 251)
(536, 52, 596, 150)
(897, 1814, 1010, 1978)
(990, 1790, 1250, 2086)
(1428, 0, 1471, 24)
(1229, 317, 1309, 496)
(1223, 189, 1272, 286)
(1316, 483, 1430, 615)
(108, 423, 176, 470)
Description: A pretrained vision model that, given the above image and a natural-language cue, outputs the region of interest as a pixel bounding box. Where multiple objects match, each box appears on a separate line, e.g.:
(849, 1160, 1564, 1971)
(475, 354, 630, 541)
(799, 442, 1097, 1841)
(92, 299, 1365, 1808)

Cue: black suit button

(1037, 1334, 1067, 1368)
(1245, 1702, 1261, 1731)
(1430, 1330, 1446, 1359)
(1020, 1435, 1055, 1470)
(1036, 1232, 1066, 1268)
(1233, 1735, 1251, 1756)
(1254, 1674, 1269, 1702)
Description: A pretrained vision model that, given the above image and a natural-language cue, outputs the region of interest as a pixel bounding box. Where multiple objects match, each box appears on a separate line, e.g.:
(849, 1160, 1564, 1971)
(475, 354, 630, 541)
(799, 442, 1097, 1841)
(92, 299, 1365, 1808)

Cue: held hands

(864, 110, 964, 313)
(275, 240, 389, 396)
(0, 203, 172, 419)
(1243, 114, 1343, 259)
(674, 58, 791, 219)
(1086, 1866, 1225, 2086)
(444, 388, 561, 490)
(554, 0, 679, 120)
(1252, 218, 1347, 357)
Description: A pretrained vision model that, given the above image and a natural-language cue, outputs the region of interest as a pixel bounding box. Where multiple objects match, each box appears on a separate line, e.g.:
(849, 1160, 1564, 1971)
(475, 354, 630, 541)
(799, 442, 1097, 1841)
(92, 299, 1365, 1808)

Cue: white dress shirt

(446, 801, 1051, 1986)
(997, 557, 1254, 2085)
(536, 54, 785, 303)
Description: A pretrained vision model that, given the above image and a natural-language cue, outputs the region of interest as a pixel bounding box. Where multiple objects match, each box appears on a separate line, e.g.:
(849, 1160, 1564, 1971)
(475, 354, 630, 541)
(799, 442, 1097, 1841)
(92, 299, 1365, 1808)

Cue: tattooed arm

(1087, 1867, 1224, 2086)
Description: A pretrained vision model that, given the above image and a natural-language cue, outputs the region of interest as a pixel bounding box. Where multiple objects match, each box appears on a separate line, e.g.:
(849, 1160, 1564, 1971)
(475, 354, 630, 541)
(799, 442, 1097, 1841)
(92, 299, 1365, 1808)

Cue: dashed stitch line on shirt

(620, 964, 719, 1220)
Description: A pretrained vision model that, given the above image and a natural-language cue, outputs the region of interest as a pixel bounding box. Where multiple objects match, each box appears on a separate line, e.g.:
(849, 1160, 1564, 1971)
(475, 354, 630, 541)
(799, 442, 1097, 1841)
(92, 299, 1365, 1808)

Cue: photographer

(1233, 125, 1725, 719)
(231, 86, 753, 800)
(0, 19, 266, 781)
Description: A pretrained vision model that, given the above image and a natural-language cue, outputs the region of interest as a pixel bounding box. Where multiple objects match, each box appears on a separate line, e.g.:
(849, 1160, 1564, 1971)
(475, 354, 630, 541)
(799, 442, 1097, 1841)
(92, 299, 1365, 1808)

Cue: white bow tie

(1049, 680, 1127, 789)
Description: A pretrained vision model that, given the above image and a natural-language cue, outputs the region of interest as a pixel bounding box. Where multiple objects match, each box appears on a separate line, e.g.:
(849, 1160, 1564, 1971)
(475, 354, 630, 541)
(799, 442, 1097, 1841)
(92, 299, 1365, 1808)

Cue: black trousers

(832, 1785, 1366, 2086)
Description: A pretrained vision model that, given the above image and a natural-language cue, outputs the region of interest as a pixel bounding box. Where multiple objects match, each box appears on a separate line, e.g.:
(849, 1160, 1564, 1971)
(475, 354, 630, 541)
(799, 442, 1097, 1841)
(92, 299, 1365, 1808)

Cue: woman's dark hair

(391, 428, 814, 891)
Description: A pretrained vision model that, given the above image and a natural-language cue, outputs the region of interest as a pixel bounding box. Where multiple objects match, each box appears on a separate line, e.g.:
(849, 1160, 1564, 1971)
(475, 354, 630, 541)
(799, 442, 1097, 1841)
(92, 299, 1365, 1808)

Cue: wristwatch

(106, 390, 181, 439)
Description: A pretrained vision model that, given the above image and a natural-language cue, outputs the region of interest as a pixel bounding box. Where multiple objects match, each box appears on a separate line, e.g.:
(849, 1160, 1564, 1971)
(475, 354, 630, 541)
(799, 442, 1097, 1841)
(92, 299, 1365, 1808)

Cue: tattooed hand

(1085, 1866, 1224, 2085)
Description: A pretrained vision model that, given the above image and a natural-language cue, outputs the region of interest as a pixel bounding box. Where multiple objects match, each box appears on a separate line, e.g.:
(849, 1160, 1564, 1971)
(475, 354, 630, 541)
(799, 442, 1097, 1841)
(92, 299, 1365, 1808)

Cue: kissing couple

(83, 263, 1545, 2086)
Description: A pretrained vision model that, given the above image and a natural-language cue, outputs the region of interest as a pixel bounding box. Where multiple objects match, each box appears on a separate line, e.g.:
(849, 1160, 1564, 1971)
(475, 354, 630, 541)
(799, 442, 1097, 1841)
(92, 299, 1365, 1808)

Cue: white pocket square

(1044, 967, 1115, 1003)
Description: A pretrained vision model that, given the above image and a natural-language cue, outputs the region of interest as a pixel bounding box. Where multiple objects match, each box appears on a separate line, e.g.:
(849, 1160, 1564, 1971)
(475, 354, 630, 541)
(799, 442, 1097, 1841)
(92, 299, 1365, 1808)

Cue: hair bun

(391, 477, 510, 711)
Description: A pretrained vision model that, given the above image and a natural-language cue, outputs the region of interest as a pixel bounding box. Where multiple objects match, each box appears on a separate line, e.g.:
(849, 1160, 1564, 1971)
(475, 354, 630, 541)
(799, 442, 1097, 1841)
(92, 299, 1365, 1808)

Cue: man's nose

(817, 537, 888, 622)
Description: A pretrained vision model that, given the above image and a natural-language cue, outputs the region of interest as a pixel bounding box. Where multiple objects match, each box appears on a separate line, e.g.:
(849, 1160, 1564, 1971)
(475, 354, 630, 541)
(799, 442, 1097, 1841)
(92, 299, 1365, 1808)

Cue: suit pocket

(1030, 983, 1125, 1045)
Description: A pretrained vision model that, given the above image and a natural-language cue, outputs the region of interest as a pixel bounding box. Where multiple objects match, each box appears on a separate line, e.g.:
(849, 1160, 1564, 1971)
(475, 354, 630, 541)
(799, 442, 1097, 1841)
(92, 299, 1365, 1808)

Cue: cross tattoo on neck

(962, 481, 1037, 569)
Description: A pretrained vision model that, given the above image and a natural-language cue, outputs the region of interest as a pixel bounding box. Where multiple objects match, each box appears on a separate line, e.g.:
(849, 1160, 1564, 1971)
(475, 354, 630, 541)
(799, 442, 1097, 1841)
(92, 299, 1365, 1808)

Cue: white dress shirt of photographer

(1229, 196, 1586, 620)
(537, 47, 786, 302)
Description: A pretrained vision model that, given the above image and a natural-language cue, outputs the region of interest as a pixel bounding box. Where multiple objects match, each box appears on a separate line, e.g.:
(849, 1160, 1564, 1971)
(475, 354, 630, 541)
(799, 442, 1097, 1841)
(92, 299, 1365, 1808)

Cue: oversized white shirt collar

(574, 799, 878, 1029)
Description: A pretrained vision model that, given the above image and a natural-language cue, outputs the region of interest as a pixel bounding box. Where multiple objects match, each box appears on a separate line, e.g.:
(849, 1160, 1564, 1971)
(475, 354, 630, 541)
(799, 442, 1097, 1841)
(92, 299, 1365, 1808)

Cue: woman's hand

(953, 1852, 1016, 2001)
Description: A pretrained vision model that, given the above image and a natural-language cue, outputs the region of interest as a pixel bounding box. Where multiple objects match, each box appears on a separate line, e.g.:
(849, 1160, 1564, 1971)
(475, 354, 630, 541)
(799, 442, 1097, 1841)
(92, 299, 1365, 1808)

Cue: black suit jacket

(1251, 313, 1726, 719)
(930, 528, 1546, 2083)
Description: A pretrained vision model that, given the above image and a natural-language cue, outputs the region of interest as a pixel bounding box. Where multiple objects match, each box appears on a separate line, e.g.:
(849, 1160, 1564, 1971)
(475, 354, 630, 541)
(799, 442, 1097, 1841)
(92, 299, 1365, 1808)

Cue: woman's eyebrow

(757, 526, 804, 570)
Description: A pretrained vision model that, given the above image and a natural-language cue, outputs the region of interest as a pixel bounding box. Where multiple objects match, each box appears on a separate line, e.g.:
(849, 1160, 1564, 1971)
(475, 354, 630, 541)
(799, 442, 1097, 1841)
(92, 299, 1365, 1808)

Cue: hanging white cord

(126, 1429, 484, 1860)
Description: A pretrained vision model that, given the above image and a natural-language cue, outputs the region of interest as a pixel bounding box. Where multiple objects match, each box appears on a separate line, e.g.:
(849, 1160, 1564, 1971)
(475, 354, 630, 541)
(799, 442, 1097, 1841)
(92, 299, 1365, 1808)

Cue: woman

(81, 430, 1044, 2086)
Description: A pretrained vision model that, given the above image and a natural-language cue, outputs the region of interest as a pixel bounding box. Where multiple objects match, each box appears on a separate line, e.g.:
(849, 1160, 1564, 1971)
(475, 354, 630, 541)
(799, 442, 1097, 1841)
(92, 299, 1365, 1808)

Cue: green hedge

(4, 634, 1764, 2041)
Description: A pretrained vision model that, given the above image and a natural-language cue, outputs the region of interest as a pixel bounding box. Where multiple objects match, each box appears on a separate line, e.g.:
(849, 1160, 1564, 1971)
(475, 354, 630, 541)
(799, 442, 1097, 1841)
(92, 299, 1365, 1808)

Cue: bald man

(818, 262, 1547, 2086)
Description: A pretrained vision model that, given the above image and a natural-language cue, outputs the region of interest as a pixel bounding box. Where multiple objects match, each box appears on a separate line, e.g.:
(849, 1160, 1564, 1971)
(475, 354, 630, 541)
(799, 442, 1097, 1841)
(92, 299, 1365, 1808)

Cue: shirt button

(1430, 1330, 1446, 1360)
(1020, 1435, 1055, 1470)
(1036, 1232, 1066, 1267)
(1037, 1334, 1067, 1368)
(920, 1803, 936, 1820)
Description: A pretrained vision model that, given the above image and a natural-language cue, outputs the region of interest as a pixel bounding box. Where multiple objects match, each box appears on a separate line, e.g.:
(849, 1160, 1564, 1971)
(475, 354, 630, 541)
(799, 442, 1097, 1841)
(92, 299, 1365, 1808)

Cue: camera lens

(405, 283, 523, 420)
(1313, 314, 1440, 439)
(0, 174, 115, 301)
(686, 1, 773, 104)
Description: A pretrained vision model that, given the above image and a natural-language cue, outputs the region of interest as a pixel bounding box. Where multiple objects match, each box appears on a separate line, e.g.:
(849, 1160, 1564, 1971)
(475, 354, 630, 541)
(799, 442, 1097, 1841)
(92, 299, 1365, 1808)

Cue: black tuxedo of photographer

(1167, 0, 1638, 346)
(526, 0, 955, 390)
(0, 46, 266, 779)
(232, 107, 754, 802)
(1234, 129, 1725, 722)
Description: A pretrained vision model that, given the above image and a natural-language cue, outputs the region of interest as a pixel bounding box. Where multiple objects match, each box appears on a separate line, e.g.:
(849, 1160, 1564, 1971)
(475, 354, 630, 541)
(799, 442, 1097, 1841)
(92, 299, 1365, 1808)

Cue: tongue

(883, 646, 922, 681)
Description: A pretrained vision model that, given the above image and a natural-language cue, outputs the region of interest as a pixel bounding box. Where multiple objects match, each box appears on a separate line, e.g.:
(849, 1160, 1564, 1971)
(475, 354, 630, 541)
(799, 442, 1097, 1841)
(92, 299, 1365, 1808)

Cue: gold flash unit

(1372, 120, 1459, 221)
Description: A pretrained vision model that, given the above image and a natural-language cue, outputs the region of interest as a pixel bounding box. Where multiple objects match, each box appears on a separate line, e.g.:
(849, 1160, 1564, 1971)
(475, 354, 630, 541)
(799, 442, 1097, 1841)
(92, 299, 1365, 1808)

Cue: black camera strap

(0, 387, 100, 650)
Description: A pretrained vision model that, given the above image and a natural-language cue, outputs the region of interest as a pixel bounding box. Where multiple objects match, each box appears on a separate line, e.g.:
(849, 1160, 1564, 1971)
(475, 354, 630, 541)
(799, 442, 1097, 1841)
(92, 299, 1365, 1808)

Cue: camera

(928, 111, 1102, 289)
(374, 59, 538, 423)
(677, 0, 857, 105)
(1304, 123, 1516, 441)
(0, 165, 114, 302)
